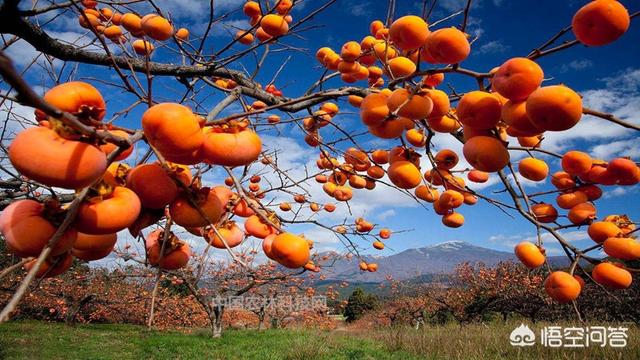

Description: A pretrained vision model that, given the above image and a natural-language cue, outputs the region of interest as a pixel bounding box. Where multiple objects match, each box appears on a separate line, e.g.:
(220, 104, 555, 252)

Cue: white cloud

(476, 40, 509, 54)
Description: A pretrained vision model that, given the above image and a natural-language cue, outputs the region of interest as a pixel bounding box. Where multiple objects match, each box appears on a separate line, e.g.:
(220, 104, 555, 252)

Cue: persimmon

(514, 241, 545, 268)
(145, 230, 191, 270)
(142, 103, 204, 164)
(389, 15, 429, 50)
(502, 100, 541, 136)
(337, 60, 359, 74)
(423, 89, 450, 119)
(388, 161, 422, 189)
(579, 184, 603, 201)
(367, 263, 378, 272)
(79, 13, 100, 29)
(103, 25, 123, 39)
(244, 215, 277, 239)
(261, 14, 289, 37)
(262, 234, 276, 260)
(423, 27, 470, 64)
(387, 88, 433, 120)
(372, 241, 385, 250)
(204, 221, 244, 249)
(591, 262, 632, 289)
(607, 157, 640, 185)
(404, 128, 424, 146)
(348, 95, 363, 108)
(387, 57, 416, 78)
(9, 127, 107, 189)
(202, 126, 262, 167)
(233, 198, 256, 217)
(372, 42, 397, 60)
(439, 190, 464, 209)
(567, 202, 596, 225)
(348, 175, 367, 189)
(603, 237, 640, 261)
(270, 233, 310, 268)
(492, 58, 544, 101)
(77, 186, 141, 234)
(255, 27, 272, 42)
(550, 171, 576, 190)
(434, 149, 459, 170)
(544, 271, 581, 303)
(276, 0, 293, 14)
(243, 1, 261, 17)
(132, 39, 154, 55)
(517, 135, 543, 148)
(457, 91, 502, 129)
(235, 30, 255, 45)
(99, 130, 133, 160)
(526, 85, 582, 131)
(556, 191, 588, 210)
(371, 149, 389, 164)
(462, 136, 509, 173)
(516, 158, 547, 182)
(427, 114, 460, 133)
(169, 186, 223, 226)
(467, 169, 489, 183)
(25, 253, 74, 278)
(121, 13, 142, 33)
(531, 203, 558, 223)
(442, 212, 464, 228)
(72, 232, 117, 261)
(141, 14, 173, 41)
(561, 151, 592, 176)
(340, 41, 361, 61)
(39, 81, 105, 121)
(367, 165, 385, 179)
(175, 28, 189, 41)
(572, 0, 630, 46)
(341, 150, 368, 172)
(324, 203, 336, 212)
(415, 185, 439, 202)
(369, 118, 409, 139)
(0, 200, 77, 258)
(423, 72, 444, 87)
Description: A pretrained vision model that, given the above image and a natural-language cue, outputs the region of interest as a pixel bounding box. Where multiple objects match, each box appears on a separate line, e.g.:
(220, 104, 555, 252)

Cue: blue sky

(3, 0, 640, 265)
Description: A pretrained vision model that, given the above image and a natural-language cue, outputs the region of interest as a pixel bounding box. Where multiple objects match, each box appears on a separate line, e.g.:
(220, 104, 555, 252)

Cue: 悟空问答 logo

(510, 323, 536, 347)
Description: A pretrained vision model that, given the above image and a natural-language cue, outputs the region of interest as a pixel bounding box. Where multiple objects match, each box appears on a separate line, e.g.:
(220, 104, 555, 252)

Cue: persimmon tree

(0, 0, 639, 331)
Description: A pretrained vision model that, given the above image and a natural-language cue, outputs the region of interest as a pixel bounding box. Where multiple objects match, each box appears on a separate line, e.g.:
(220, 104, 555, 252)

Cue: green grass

(0, 321, 415, 360)
(0, 320, 638, 359)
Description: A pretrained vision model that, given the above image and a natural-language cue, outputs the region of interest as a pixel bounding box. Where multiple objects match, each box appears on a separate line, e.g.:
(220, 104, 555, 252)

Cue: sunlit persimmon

(72, 232, 117, 261)
(457, 91, 502, 129)
(572, 0, 630, 46)
(526, 85, 582, 131)
(492, 57, 544, 101)
(423, 27, 470, 64)
(271, 233, 310, 268)
(567, 202, 596, 225)
(467, 169, 489, 183)
(202, 125, 262, 167)
(204, 221, 244, 249)
(244, 215, 277, 239)
(388, 160, 422, 189)
(77, 186, 141, 234)
(261, 14, 289, 37)
(434, 149, 459, 170)
(591, 262, 632, 289)
(603, 237, 640, 261)
(531, 203, 558, 223)
(145, 230, 191, 270)
(0, 200, 77, 258)
(169, 187, 223, 228)
(462, 136, 509, 173)
(515, 241, 545, 268)
(141, 14, 173, 41)
(9, 127, 107, 189)
(544, 271, 581, 303)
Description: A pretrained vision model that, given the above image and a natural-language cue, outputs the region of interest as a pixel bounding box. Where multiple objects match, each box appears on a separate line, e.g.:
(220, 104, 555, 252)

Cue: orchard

(0, 0, 639, 338)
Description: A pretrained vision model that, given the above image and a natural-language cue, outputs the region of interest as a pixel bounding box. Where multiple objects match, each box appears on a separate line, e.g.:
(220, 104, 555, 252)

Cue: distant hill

(314, 241, 569, 283)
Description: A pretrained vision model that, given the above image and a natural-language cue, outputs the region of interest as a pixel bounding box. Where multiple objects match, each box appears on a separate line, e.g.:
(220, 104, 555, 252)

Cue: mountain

(314, 241, 569, 283)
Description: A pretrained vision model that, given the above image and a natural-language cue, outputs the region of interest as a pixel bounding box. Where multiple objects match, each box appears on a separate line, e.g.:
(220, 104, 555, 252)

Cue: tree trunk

(210, 304, 224, 338)
(65, 294, 94, 326)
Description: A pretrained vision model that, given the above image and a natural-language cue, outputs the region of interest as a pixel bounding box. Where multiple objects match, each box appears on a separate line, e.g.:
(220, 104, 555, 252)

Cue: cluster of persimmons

(310, 0, 638, 302)
(0, 0, 638, 309)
